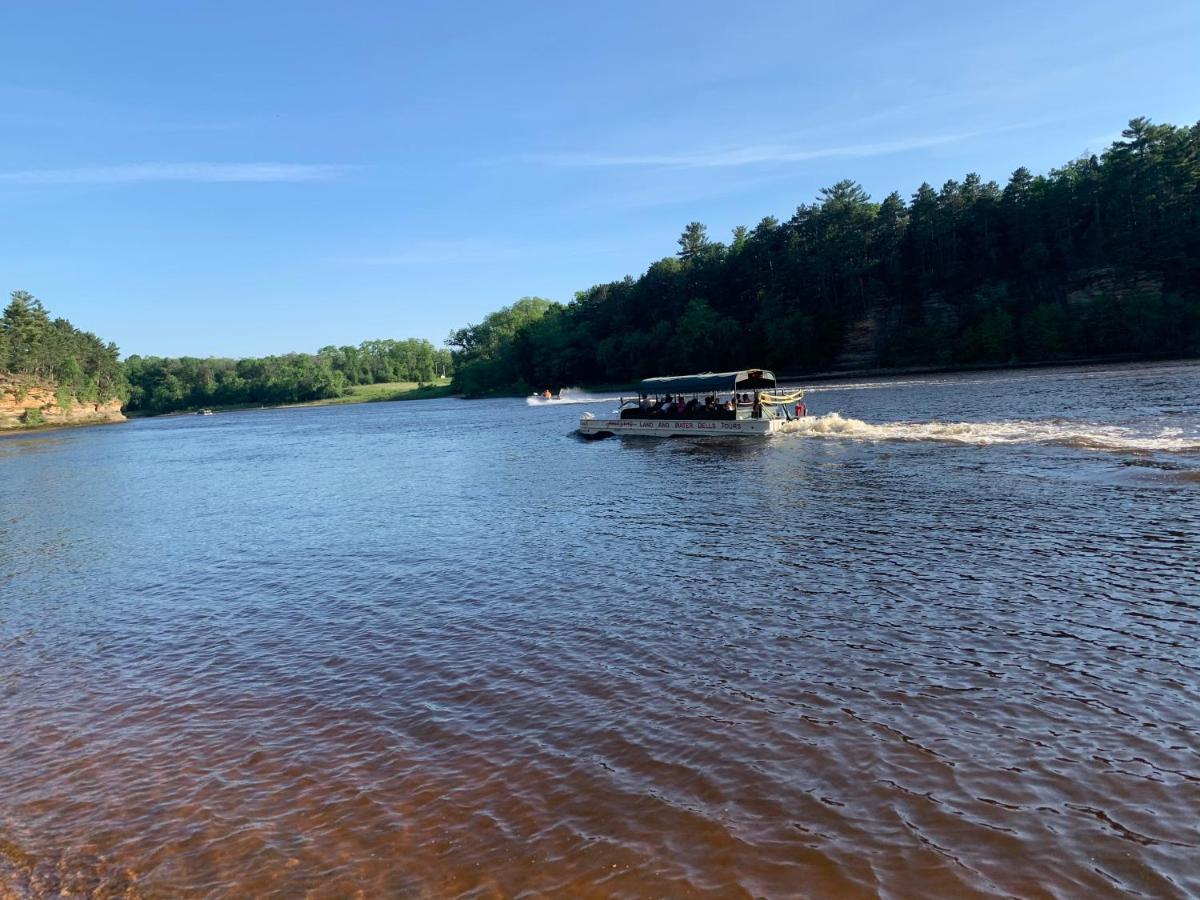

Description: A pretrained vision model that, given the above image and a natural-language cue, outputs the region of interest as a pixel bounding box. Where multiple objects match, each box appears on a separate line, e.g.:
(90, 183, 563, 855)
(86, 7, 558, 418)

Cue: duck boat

(579, 369, 804, 438)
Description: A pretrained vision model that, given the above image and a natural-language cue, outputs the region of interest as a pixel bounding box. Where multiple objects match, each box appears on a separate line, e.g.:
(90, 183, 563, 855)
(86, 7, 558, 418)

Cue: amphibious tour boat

(579, 369, 805, 437)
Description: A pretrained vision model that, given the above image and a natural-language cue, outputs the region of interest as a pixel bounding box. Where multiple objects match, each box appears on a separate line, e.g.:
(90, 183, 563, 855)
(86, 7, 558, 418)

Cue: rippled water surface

(3, 362, 1200, 898)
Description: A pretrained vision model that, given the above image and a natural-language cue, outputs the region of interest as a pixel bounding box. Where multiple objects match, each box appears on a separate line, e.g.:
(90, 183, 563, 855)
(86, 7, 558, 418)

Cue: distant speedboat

(196, 409, 214, 416)
(529, 390, 560, 402)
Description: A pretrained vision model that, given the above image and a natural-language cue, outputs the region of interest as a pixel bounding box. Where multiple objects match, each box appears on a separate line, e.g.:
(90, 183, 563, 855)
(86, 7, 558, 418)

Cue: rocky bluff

(0, 376, 125, 430)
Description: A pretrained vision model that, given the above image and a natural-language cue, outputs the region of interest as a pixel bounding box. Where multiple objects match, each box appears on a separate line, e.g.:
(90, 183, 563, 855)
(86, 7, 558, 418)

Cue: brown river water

(2, 362, 1199, 898)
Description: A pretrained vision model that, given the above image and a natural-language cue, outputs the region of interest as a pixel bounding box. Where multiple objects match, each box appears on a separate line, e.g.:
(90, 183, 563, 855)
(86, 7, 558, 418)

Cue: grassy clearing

(292, 377, 456, 407)
(125, 378, 458, 418)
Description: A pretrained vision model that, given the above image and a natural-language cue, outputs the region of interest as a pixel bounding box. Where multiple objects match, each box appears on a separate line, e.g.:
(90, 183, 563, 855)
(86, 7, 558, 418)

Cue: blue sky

(2, 0, 1198, 358)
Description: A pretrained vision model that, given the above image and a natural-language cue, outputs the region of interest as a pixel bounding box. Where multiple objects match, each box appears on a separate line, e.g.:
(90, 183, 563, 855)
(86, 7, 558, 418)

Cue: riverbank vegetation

(123, 378, 455, 417)
(448, 117, 1200, 396)
(0, 291, 126, 405)
(288, 377, 454, 407)
(0, 290, 455, 418)
(123, 340, 453, 415)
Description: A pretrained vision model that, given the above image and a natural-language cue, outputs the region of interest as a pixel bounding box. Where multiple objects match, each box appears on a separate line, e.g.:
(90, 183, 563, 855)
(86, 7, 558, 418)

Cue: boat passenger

(640, 394, 652, 411)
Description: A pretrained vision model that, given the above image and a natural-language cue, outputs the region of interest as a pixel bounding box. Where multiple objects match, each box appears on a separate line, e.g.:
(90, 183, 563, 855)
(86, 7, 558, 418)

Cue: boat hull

(579, 416, 782, 437)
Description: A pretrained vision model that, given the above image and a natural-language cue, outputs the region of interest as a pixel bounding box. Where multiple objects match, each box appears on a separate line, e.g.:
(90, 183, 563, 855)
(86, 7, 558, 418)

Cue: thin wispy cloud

(0, 162, 343, 185)
(338, 237, 600, 267)
(522, 124, 1036, 169)
(1082, 132, 1124, 152)
(0, 86, 261, 133)
(578, 173, 786, 213)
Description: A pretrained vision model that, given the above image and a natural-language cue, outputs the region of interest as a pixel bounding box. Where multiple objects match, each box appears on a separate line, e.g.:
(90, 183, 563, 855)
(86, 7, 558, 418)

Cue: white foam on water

(526, 387, 623, 406)
(800, 378, 953, 394)
(778, 412, 1200, 454)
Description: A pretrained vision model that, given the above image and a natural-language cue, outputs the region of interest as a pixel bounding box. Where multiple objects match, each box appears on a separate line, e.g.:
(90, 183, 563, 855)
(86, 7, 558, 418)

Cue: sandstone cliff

(0, 376, 125, 430)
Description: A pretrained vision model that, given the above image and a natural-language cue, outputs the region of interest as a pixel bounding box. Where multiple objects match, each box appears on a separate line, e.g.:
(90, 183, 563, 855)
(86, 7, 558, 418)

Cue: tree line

(123, 339, 452, 414)
(448, 117, 1200, 395)
(0, 291, 125, 405)
(0, 290, 453, 415)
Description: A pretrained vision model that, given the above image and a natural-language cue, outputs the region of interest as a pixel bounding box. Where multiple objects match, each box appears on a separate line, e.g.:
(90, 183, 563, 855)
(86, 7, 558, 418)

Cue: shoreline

(585, 353, 1200, 397)
(0, 416, 127, 438)
(2, 380, 456, 431)
(776, 352, 1197, 385)
(124, 380, 457, 420)
(472, 353, 1200, 399)
(4, 356, 1195, 433)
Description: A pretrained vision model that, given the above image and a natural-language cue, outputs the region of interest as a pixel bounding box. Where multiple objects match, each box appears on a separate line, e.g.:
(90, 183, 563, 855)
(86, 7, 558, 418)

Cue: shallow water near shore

(2, 361, 1199, 897)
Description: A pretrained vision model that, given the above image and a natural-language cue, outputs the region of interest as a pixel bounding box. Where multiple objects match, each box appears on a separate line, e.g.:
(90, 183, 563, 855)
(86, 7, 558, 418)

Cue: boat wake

(526, 388, 622, 406)
(778, 412, 1200, 454)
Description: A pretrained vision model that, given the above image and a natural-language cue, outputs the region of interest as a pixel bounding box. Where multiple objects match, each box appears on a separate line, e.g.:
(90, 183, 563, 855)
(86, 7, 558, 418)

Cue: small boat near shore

(196, 408, 214, 416)
(579, 369, 805, 437)
(529, 389, 561, 402)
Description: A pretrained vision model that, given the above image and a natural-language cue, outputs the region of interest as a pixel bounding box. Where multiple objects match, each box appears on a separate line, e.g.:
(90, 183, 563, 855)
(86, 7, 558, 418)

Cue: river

(2, 361, 1199, 897)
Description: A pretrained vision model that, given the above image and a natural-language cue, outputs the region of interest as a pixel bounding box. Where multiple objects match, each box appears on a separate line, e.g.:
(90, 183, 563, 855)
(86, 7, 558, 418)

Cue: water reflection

(0, 434, 67, 457)
(1, 362, 1198, 897)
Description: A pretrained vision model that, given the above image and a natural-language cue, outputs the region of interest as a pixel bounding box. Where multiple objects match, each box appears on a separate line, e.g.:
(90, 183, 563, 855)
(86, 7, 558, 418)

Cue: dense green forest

(123, 339, 452, 414)
(0, 290, 126, 403)
(449, 118, 1200, 396)
(0, 290, 451, 416)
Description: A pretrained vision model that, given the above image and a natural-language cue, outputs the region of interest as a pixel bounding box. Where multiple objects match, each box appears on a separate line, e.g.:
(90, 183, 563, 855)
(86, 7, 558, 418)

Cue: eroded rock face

(0, 377, 126, 430)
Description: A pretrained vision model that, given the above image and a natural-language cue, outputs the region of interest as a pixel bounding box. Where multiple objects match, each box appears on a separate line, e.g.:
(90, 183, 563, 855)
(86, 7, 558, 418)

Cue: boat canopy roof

(637, 369, 776, 395)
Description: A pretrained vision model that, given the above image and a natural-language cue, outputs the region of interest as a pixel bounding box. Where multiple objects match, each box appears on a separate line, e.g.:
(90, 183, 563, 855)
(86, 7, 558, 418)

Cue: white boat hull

(579, 416, 782, 437)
